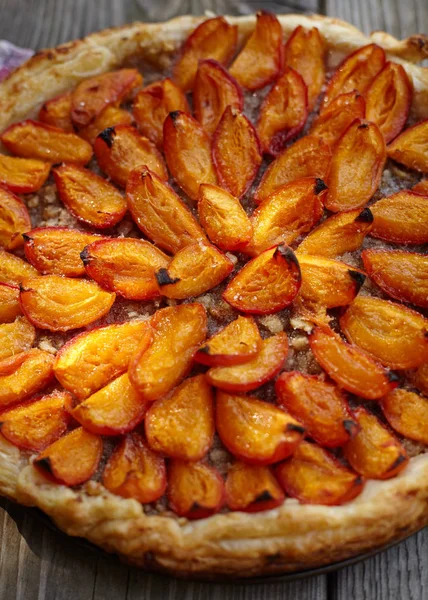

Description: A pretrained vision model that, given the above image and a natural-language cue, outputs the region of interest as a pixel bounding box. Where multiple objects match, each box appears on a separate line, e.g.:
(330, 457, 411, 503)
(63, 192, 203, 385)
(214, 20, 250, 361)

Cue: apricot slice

(322, 44, 385, 108)
(297, 208, 373, 258)
(0, 283, 21, 323)
(173, 17, 237, 92)
(340, 296, 428, 369)
(53, 163, 127, 229)
(71, 373, 149, 436)
(94, 124, 167, 188)
(370, 190, 428, 244)
(0, 155, 50, 194)
(387, 119, 428, 172)
(82, 238, 169, 300)
(413, 363, 428, 396)
(54, 320, 151, 400)
(295, 255, 365, 321)
(194, 59, 243, 136)
(225, 462, 284, 512)
(284, 26, 325, 111)
(257, 67, 308, 156)
(34, 427, 103, 487)
(413, 179, 428, 194)
(1, 120, 92, 165)
(155, 242, 233, 300)
(39, 92, 73, 131)
(381, 389, 428, 445)
(0, 186, 31, 250)
(216, 391, 304, 464)
(276, 371, 357, 447)
(20, 275, 115, 331)
(133, 78, 190, 147)
(126, 166, 206, 254)
(0, 249, 38, 284)
(102, 432, 166, 503)
(0, 317, 35, 361)
(0, 349, 54, 409)
(309, 91, 366, 148)
(163, 111, 217, 201)
(212, 106, 262, 198)
(23, 227, 102, 277)
(198, 184, 252, 251)
(325, 119, 386, 212)
(168, 460, 224, 519)
(78, 106, 133, 145)
(344, 407, 408, 480)
(223, 245, 302, 314)
(366, 62, 412, 143)
(247, 177, 326, 256)
(145, 375, 214, 460)
(254, 135, 331, 203)
(195, 316, 261, 366)
(309, 326, 398, 400)
(129, 303, 207, 401)
(207, 332, 288, 392)
(0, 390, 71, 452)
(362, 249, 428, 308)
(276, 441, 363, 505)
(229, 11, 283, 91)
(70, 69, 142, 127)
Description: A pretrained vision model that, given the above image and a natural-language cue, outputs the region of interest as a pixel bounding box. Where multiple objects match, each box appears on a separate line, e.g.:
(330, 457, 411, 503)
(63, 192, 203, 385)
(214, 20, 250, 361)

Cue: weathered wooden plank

(326, 0, 428, 37)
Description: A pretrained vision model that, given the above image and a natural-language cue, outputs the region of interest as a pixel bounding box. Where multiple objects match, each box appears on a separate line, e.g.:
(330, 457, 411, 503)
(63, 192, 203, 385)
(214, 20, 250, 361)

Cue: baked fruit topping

(276, 441, 364, 505)
(167, 460, 225, 519)
(1, 21, 427, 525)
(193, 59, 243, 137)
(34, 426, 103, 486)
(212, 106, 262, 198)
(229, 11, 283, 91)
(102, 432, 166, 503)
(53, 163, 127, 228)
(173, 17, 237, 92)
(223, 245, 302, 314)
(275, 371, 357, 447)
(216, 390, 304, 464)
(94, 124, 168, 188)
(0, 185, 31, 250)
(225, 462, 285, 512)
(0, 155, 50, 194)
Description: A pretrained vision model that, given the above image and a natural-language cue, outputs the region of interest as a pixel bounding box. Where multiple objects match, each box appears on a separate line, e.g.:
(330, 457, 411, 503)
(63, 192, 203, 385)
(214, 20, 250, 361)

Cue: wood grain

(0, 1, 427, 599)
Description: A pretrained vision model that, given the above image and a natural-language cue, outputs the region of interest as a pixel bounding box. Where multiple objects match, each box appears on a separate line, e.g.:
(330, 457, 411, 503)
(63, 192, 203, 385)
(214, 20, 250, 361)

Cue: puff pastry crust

(0, 13, 428, 578)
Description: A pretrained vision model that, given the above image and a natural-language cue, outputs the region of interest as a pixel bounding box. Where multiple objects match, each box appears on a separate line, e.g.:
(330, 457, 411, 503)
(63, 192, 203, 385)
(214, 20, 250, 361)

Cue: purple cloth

(0, 41, 34, 82)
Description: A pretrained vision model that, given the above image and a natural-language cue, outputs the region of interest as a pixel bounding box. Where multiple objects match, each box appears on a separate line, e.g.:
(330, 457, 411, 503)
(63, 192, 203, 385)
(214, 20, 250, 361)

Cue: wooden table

(0, 1, 427, 598)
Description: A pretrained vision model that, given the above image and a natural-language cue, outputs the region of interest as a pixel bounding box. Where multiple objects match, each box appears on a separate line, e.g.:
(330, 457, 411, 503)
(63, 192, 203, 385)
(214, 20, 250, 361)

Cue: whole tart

(0, 13, 427, 579)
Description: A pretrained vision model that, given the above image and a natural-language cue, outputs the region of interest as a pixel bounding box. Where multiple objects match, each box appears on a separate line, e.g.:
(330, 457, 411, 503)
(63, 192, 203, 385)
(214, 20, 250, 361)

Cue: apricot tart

(0, 13, 427, 579)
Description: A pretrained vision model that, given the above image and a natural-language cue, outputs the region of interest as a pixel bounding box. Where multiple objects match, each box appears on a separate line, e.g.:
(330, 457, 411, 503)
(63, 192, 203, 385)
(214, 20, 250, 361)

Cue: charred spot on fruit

(169, 111, 181, 126)
(22, 233, 32, 243)
(97, 127, 116, 148)
(343, 419, 359, 438)
(387, 371, 400, 383)
(388, 454, 407, 472)
(52, 162, 63, 169)
(357, 123, 369, 130)
(274, 244, 300, 268)
(348, 270, 366, 290)
(80, 248, 91, 266)
(198, 345, 211, 355)
(254, 490, 274, 503)
(285, 423, 306, 434)
(18, 283, 31, 293)
(356, 207, 374, 223)
(189, 501, 202, 512)
(35, 457, 53, 475)
(155, 268, 180, 286)
(314, 178, 328, 195)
